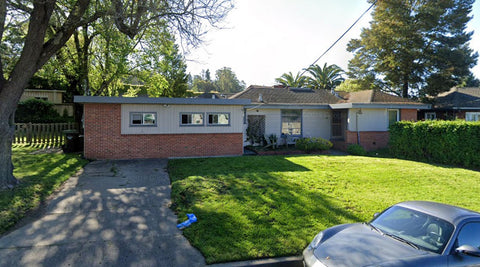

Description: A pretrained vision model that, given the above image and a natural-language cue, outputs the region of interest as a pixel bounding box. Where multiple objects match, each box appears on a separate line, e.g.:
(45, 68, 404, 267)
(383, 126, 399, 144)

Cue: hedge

(295, 137, 333, 152)
(389, 120, 480, 169)
(15, 98, 70, 123)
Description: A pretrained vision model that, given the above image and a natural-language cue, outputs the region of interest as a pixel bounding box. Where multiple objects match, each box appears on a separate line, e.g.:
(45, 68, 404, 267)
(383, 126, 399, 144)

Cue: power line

(300, 0, 377, 76)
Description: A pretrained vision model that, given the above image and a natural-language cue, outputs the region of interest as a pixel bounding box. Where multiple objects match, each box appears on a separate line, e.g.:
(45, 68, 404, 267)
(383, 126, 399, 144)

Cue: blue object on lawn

(177, 213, 198, 229)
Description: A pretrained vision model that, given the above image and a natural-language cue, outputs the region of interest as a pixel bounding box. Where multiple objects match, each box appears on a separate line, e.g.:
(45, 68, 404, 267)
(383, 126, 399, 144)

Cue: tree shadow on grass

(0, 159, 205, 267)
(0, 152, 86, 235)
(170, 155, 363, 264)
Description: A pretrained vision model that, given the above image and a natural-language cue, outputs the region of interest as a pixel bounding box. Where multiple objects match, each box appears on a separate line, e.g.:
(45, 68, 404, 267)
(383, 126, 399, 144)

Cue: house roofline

(330, 103, 431, 109)
(244, 103, 331, 110)
(74, 96, 251, 105)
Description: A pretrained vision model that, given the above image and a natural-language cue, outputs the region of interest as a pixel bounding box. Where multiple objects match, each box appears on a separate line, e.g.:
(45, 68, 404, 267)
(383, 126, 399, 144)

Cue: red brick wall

(333, 109, 418, 151)
(401, 109, 418, 121)
(83, 103, 244, 159)
(345, 131, 390, 151)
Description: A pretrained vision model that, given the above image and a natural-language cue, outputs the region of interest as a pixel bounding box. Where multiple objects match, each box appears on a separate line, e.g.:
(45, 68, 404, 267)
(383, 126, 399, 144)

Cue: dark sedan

(303, 201, 480, 267)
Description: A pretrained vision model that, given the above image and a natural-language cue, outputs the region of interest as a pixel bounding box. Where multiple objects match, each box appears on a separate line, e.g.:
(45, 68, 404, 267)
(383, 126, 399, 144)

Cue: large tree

(0, 0, 233, 189)
(347, 0, 477, 98)
(214, 67, 245, 93)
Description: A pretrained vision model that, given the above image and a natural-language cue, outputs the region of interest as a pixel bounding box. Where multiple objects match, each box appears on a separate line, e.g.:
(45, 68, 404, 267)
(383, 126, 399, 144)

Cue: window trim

(207, 112, 231, 126)
(388, 109, 400, 127)
(425, 112, 436, 120)
(281, 109, 303, 137)
(129, 112, 157, 127)
(180, 112, 205, 126)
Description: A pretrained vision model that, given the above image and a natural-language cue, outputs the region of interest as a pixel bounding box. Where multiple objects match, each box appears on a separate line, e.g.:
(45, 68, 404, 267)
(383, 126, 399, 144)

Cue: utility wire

(300, 0, 377, 76)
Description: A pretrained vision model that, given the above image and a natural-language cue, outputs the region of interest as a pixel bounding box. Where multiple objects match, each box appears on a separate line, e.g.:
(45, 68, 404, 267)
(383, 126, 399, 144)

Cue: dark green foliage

(347, 144, 367, 156)
(15, 99, 68, 123)
(389, 120, 480, 168)
(295, 137, 333, 152)
(348, 0, 478, 98)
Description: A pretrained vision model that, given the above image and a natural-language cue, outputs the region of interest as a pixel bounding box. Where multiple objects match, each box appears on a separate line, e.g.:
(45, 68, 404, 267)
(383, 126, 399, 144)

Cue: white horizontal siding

(303, 109, 331, 139)
(245, 108, 331, 139)
(121, 104, 244, 134)
(348, 108, 388, 132)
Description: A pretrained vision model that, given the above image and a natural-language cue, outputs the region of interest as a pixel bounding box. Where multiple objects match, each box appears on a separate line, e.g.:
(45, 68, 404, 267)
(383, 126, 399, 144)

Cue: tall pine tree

(347, 0, 478, 98)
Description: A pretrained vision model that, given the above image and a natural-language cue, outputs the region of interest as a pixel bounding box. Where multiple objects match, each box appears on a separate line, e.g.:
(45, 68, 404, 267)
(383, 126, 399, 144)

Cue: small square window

(180, 113, 204, 126)
(208, 113, 230, 126)
(130, 112, 156, 126)
(425, 112, 436, 120)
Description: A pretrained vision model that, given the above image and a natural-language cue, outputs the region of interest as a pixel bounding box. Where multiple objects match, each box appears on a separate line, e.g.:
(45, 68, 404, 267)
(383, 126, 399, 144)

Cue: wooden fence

(14, 122, 78, 147)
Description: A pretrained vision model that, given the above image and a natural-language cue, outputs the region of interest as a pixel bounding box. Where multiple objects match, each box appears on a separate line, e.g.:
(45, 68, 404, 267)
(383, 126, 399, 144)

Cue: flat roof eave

(74, 96, 251, 105)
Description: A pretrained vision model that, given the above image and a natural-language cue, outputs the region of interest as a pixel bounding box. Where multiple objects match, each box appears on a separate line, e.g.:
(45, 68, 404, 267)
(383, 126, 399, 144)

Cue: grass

(168, 155, 480, 264)
(0, 144, 88, 235)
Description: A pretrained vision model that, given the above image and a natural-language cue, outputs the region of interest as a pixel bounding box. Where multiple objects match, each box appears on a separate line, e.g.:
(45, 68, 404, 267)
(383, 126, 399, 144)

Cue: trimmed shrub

(295, 137, 333, 152)
(15, 98, 67, 123)
(389, 120, 480, 168)
(347, 144, 367, 156)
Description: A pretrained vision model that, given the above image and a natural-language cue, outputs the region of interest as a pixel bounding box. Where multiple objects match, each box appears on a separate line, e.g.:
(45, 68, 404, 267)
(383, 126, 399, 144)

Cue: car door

(448, 222, 480, 266)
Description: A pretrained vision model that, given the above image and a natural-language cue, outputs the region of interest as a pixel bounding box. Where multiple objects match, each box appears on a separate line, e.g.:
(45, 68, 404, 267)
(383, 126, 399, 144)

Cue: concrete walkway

(0, 159, 205, 267)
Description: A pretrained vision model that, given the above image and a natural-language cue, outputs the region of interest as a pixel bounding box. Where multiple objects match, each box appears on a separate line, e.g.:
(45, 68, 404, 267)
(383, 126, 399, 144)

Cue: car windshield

(370, 206, 454, 254)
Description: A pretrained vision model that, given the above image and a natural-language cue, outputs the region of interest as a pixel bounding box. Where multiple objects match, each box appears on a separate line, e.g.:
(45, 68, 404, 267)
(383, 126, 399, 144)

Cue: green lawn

(168, 155, 480, 264)
(0, 145, 88, 235)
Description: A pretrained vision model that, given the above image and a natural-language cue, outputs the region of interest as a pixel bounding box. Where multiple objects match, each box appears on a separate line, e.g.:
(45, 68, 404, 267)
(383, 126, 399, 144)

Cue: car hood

(314, 223, 431, 267)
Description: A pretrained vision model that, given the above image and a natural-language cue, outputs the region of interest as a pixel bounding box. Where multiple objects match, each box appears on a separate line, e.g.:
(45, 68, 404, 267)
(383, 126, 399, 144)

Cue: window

(456, 222, 480, 249)
(466, 112, 480, 122)
(130, 112, 156, 126)
(208, 113, 230, 126)
(425, 112, 436, 120)
(281, 109, 302, 136)
(180, 113, 204, 126)
(388, 109, 399, 127)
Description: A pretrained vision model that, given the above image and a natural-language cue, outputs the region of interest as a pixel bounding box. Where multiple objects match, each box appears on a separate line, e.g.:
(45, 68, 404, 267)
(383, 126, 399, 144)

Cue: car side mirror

(373, 212, 380, 218)
(455, 245, 480, 257)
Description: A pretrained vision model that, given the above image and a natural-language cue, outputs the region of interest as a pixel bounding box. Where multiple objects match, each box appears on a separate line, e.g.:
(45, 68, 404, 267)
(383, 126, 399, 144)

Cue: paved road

(0, 159, 205, 267)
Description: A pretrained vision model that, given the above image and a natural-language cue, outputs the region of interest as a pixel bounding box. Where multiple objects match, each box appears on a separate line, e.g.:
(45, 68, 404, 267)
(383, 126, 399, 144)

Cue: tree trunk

(402, 75, 409, 98)
(0, 110, 17, 189)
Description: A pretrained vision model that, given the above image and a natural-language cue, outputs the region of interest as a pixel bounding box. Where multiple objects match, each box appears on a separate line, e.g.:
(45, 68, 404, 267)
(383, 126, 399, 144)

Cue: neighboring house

(419, 87, 480, 121)
(74, 96, 250, 159)
(20, 89, 74, 116)
(231, 85, 430, 151)
(74, 86, 429, 160)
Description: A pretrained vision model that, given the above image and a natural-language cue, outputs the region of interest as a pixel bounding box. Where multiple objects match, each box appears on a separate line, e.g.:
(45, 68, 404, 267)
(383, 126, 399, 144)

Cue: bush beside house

(295, 137, 333, 153)
(389, 120, 480, 168)
(15, 98, 70, 123)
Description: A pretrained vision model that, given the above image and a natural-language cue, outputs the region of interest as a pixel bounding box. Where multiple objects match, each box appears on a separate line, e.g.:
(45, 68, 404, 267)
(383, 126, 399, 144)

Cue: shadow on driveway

(0, 159, 205, 267)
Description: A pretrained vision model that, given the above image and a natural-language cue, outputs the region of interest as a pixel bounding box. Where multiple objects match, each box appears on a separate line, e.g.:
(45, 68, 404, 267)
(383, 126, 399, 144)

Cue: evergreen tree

(347, 0, 478, 98)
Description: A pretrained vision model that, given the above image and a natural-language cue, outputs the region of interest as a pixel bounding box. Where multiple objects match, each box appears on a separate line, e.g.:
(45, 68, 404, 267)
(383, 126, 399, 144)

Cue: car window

(457, 222, 480, 249)
(371, 206, 454, 254)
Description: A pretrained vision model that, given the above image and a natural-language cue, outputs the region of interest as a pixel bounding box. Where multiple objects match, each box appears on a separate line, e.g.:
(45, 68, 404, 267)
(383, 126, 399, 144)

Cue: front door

(331, 110, 346, 140)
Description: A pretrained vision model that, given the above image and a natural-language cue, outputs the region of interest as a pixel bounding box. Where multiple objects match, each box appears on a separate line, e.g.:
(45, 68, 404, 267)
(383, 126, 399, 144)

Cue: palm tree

(305, 63, 345, 90)
(275, 71, 308, 87)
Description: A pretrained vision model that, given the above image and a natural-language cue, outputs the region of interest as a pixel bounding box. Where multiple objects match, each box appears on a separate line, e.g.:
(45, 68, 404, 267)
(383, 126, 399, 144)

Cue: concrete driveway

(0, 159, 205, 267)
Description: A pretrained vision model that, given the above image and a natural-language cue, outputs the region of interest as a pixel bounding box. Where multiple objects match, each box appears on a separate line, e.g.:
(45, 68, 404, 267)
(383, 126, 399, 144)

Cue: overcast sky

(185, 0, 480, 86)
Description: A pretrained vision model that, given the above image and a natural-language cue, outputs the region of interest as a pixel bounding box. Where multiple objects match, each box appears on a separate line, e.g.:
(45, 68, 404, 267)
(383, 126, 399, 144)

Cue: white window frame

(388, 109, 400, 127)
(207, 112, 230, 126)
(466, 112, 480, 122)
(180, 112, 204, 126)
(130, 112, 157, 127)
(425, 112, 437, 120)
(281, 109, 302, 136)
